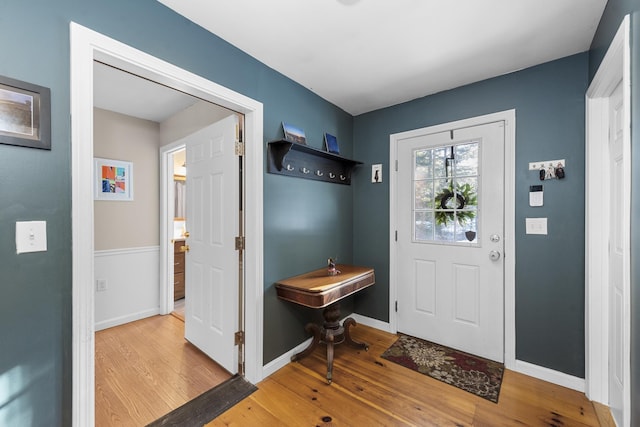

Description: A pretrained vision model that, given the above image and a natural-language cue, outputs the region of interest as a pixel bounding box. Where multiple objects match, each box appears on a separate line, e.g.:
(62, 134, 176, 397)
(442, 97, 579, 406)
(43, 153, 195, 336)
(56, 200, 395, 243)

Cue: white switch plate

(525, 217, 547, 235)
(372, 164, 382, 183)
(16, 221, 47, 254)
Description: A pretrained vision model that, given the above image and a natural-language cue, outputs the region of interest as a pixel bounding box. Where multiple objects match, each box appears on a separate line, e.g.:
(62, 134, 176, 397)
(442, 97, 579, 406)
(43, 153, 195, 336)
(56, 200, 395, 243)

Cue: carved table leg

(343, 317, 369, 351)
(291, 323, 321, 362)
(292, 303, 370, 384)
(325, 334, 334, 384)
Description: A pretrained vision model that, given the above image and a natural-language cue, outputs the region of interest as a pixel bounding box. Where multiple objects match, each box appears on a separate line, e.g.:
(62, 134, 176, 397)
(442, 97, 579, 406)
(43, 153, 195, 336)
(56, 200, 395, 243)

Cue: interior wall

(94, 108, 160, 250)
(160, 100, 235, 146)
(0, 1, 354, 423)
(352, 52, 589, 378)
(589, 0, 640, 423)
(93, 107, 161, 329)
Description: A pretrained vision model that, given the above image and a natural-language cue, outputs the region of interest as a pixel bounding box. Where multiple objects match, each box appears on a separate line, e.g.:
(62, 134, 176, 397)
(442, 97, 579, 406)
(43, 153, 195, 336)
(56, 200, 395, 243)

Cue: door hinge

(395, 230, 398, 241)
(235, 141, 245, 156)
(235, 236, 245, 251)
(395, 159, 398, 171)
(395, 301, 398, 312)
(234, 330, 245, 345)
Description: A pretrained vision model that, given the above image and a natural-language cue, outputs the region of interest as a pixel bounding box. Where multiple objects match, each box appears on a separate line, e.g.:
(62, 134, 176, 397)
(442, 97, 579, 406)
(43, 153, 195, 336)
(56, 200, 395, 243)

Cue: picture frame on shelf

(0, 75, 51, 150)
(324, 133, 340, 154)
(282, 122, 306, 145)
(94, 158, 134, 201)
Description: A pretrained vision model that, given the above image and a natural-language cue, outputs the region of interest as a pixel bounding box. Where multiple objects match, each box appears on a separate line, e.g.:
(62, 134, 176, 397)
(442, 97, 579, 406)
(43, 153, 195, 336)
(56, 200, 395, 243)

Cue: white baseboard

(261, 313, 390, 380)
(260, 314, 585, 397)
(513, 359, 585, 392)
(95, 308, 160, 331)
(261, 337, 313, 380)
(350, 313, 392, 332)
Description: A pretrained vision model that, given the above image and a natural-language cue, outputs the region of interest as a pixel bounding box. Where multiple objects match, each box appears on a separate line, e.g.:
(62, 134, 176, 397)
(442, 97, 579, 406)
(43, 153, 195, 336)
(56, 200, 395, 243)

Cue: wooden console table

(275, 264, 375, 384)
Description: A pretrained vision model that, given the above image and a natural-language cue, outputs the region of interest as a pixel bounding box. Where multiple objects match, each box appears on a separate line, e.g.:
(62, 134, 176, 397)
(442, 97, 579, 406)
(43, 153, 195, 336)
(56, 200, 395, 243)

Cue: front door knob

(489, 250, 501, 261)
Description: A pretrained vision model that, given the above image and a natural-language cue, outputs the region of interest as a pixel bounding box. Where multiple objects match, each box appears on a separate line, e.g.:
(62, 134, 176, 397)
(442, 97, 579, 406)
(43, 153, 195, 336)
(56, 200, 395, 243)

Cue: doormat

(147, 374, 257, 426)
(380, 333, 504, 403)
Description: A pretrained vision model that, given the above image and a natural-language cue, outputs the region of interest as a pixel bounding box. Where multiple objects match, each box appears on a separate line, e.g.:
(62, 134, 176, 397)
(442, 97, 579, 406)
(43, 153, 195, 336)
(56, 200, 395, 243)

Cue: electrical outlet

(96, 279, 108, 292)
(372, 164, 382, 183)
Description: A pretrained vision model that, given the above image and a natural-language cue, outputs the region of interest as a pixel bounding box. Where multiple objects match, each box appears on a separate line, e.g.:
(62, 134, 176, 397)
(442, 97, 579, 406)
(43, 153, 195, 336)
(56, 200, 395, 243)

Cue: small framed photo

(0, 75, 51, 150)
(282, 122, 306, 145)
(324, 133, 339, 154)
(94, 158, 134, 201)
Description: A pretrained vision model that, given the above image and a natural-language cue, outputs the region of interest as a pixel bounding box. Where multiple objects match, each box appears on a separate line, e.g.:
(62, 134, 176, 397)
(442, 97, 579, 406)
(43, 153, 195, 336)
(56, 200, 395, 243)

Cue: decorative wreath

(434, 182, 477, 226)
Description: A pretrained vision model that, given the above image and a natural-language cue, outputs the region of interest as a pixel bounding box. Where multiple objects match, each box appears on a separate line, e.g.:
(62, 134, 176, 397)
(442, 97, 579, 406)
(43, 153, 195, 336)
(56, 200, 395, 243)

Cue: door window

(413, 141, 479, 245)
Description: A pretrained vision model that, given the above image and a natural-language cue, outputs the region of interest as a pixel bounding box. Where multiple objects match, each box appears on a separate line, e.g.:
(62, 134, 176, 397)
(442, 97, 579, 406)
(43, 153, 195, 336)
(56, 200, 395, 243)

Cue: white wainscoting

(94, 246, 160, 331)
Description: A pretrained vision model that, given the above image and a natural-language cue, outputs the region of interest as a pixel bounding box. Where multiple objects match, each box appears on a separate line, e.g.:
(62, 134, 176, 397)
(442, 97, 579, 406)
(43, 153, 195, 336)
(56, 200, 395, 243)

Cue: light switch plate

(16, 221, 47, 254)
(525, 218, 547, 235)
(372, 164, 382, 183)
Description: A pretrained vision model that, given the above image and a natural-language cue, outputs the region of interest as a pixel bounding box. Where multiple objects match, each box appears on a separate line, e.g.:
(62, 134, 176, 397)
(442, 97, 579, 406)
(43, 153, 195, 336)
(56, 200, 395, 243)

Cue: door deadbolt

(490, 234, 501, 243)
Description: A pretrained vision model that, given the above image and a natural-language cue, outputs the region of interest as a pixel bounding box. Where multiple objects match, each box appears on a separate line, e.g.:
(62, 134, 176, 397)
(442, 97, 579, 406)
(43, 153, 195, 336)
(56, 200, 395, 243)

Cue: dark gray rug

(147, 374, 257, 426)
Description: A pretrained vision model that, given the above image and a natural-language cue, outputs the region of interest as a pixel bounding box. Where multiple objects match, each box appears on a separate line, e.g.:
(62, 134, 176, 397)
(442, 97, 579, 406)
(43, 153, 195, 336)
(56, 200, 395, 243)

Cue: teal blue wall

(2, 0, 635, 423)
(352, 53, 589, 378)
(590, 0, 640, 423)
(0, 0, 353, 424)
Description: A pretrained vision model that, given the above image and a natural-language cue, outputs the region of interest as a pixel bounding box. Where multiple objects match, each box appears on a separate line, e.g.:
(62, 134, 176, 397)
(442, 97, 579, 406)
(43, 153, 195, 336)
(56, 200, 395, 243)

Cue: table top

(275, 264, 375, 308)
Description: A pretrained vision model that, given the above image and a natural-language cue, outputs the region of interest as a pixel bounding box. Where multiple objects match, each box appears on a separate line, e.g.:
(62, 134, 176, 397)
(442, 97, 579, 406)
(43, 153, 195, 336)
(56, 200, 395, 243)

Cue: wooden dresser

(173, 240, 185, 300)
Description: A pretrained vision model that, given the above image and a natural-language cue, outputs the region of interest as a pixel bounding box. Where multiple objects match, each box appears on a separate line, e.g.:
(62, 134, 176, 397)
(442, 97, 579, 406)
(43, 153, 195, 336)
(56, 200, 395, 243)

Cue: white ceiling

(158, 0, 607, 116)
(94, 62, 201, 122)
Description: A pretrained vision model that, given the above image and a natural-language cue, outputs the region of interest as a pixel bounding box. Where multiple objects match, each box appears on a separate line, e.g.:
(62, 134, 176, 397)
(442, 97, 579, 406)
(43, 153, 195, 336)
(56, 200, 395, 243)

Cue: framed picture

(282, 122, 306, 145)
(94, 158, 134, 201)
(324, 133, 340, 154)
(0, 75, 51, 150)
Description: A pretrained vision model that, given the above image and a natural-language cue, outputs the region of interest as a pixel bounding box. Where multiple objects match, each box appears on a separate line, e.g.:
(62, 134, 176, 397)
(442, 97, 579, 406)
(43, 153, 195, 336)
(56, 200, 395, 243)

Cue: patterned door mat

(381, 333, 504, 403)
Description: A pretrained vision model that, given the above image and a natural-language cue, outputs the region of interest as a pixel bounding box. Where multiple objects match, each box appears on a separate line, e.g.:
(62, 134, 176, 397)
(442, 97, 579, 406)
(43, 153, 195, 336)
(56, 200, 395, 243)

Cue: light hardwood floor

(95, 314, 231, 426)
(207, 325, 609, 427)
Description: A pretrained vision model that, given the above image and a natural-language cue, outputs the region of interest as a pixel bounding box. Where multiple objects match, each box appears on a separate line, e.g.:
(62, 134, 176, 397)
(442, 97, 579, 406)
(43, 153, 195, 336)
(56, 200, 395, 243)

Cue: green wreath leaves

(434, 182, 477, 226)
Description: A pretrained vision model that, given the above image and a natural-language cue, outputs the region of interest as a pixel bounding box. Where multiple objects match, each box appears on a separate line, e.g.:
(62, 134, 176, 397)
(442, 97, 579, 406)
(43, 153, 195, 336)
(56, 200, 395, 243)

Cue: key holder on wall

(529, 159, 566, 181)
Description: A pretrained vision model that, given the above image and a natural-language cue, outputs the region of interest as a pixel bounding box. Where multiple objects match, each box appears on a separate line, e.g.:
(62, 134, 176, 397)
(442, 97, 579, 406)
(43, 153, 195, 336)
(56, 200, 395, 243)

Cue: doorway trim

(585, 15, 630, 420)
(160, 141, 187, 315)
(70, 23, 264, 427)
(389, 110, 516, 368)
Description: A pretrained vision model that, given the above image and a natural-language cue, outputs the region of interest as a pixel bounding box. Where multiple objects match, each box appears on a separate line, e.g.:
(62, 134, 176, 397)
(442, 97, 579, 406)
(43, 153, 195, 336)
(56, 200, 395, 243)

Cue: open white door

(183, 114, 240, 374)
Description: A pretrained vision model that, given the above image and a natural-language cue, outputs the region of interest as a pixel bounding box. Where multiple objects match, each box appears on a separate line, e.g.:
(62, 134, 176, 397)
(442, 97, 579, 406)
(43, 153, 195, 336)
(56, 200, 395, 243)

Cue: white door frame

(389, 110, 516, 369)
(160, 141, 187, 315)
(585, 15, 630, 422)
(70, 23, 264, 427)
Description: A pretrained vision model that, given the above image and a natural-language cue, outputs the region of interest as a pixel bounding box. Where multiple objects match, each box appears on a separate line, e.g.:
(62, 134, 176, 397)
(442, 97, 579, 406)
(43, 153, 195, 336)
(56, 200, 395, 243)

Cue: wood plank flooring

(95, 314, 231, 426)
(207, 325, 609, 427)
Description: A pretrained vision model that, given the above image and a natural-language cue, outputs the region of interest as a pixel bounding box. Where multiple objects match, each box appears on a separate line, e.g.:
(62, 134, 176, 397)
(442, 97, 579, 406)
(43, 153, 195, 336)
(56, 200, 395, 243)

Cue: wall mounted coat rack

(267, 139, 362, 185)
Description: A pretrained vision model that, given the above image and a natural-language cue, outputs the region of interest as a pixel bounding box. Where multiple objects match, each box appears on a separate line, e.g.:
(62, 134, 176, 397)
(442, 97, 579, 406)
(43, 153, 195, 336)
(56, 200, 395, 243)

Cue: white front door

(396, 121, 505, 362)
(608, 81, 626, 426)
(184, 114, 240, 374)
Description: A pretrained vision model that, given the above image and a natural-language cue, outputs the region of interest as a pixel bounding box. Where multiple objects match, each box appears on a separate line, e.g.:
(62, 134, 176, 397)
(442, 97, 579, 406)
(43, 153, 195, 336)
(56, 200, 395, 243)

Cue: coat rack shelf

(267, 139, 362, 185)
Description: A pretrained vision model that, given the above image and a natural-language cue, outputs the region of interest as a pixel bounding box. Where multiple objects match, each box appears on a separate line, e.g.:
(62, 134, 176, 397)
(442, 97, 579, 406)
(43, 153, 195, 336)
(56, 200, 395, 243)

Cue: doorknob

(180, 245, 190, 253)
(183, 231, 190, 238)
(489, 250, 501, 261)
